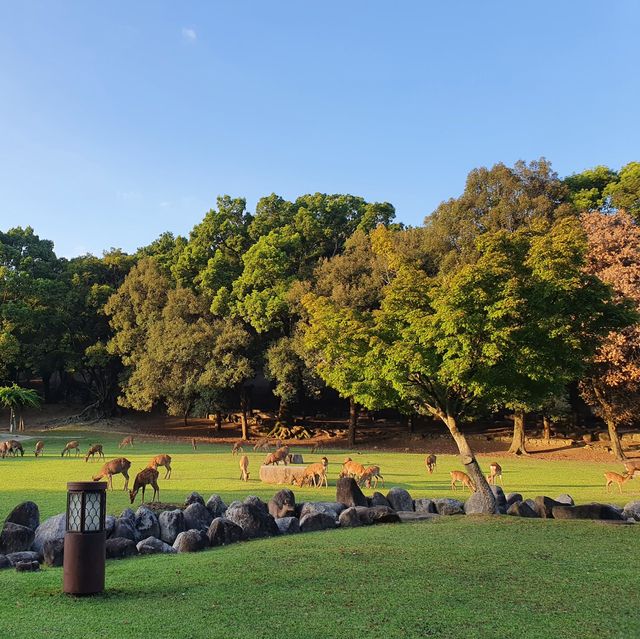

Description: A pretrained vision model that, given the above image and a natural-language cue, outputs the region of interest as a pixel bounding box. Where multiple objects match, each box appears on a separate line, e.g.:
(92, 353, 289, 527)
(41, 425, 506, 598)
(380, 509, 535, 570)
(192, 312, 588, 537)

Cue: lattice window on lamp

(68, 493, 82, 531)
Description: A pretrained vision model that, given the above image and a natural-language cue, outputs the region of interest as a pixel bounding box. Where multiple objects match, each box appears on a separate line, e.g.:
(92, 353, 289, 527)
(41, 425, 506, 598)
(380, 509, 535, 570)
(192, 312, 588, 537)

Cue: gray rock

(112, 515, 138, 542)
(397, 512, 440, 522)
(0, 555, 10, 569)
(184, 492, 205, 507)
(206, 495, 228, 519)
(32, 514, 66, 554)
(136, 536, 176, 555)
(336, 478, 368, 508)
(243, 496, 268, 514)
(105, 515, 116, 537)
(268, 489, 296, 519)
(158, 509, 185, 545)
(370, 492, 391, 508)
(505, 492, 523, 508)
(173, 529, 208, 553)
(523, 498, 537, 512)
(291, 454, 304, 464)
(507, 501, 539, 518)
(0, 523, 35, 554)
(183, 503, 213, 532)
(105, 537, 137, 559)
(386, 488, 413, 512)
(354, 506, 374, 525)
(42, 539, 64, 567)
(15, 560, 40, 572)
(338, 507, 362, 528)
(490, 486, 507, 513)
(414, 498, 436, 514)
(622, 500, 640, 521)
(534, 496, 565, 518)
(555, 494, 575, 506)
(367, 506, 401, 524)
(119, 508, 136, 523)
(552, 504, 624, 521)
(300, 512, 337, 532)
(434, 498, 465, 516)
(275, 517, 300, 535)
(225, 504, 279, 539)
(135, 507, 160, 540)
(5, 501, 40, 531)
(464, 491, 498, 515)
(7, 551, 40, 565)
(207, 517, 245, 546)
(298, 502, 345, 521)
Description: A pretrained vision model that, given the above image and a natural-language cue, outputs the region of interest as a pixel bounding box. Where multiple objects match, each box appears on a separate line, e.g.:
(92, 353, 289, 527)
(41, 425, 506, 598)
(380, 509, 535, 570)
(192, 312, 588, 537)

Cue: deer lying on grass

(92, 457, 131, 490)
(623, 460, 640, 477)
(239, 455, 250, 481)
(84, 444, 105, 462)
(147, 454, 172, 479)
(294, 457, 329, 488)
(34, 440, 44, 457)
(358, 465, 384, 489)
(339, 457, 366, 481)
(486, 462, 502, 485)
(264, 446, 290, 466)
(129, 467, 160, 504)
(232, 440, 250, 455)
(118, 436, 134, 449)
(450, 470, 476, 492)
(605, 471, 634, 493)
(6, 440, 24, 457)
(425, 454, 437, 474)
(61, 441, 81, 457)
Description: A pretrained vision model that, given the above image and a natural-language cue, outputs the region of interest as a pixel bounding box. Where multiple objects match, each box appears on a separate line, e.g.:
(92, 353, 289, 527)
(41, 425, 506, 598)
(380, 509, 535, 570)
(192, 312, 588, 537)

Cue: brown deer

(253, 437, 271, 452)
(129, 467, 160, 504)
(191, 438, 197, 450)
(34, 440, 45, 457)
(232, 440, 250, 455)
(310, 441, 324, 454)
(61, 440, 81, 457)
(358, 465, 384, 489)
(297, 457, 329, 488)
(623, 460, 640, 477)
(0, 441, 10, 458)
(7, 440, 24, 457)
(450, 470, 476, 492)
(84, 444, 105, 462)
(339, 457, 366, 481)
(118, 436, 134, 449)
(425, 454, 437, 474)
(605, 471, 634, 493)
(147, 454, 172, 479)
(264, 446, 290, 466)
(239, 455, 250, 481)
(486, 462, 503, 485)
(92, 457, 131, 490)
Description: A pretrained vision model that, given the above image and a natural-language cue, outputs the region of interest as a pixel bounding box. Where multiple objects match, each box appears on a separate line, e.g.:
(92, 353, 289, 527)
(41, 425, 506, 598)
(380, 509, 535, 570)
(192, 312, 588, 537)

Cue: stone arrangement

(0, 478, 638, 571)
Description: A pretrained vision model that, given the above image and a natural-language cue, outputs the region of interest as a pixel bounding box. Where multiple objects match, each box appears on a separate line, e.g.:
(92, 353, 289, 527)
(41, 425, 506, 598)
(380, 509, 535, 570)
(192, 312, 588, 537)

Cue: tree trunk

(183, 411, 189, 426)
(348, 397, 357, 447)
(41, 372, 52, 404)
(9, 407, 16, 434)
(215, 411, 223, 431)
(605, 417, 625, 460)
(240, 389, 250, 440)
(542, 415, 551, 443)
(508, 409, 529, 455)
(278, 398, 290, 425)
(407, 414, 415, 434)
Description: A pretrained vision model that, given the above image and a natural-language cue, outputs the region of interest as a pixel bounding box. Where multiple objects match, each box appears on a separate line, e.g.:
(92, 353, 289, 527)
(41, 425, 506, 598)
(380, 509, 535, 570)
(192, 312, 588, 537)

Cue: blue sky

(1, 1, 638, 257)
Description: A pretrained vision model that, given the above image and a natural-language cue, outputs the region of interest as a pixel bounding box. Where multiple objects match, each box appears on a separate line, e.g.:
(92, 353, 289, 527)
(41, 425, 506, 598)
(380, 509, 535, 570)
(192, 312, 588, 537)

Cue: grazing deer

(84, 444, 105, 462)
(623, 460, 640, 477)
(129, 467, 160, 504)
(0, 441, 10, 458)
(339, 457, 366, 481)
(486, 462, 503, 485)
(264, 446, 290, 466)
(358, 465, 384, 489)
(605, 471, 634, 493)
(425, 454, 437, 474)
(297, 457, 329, 488)
(450, 470, 476, 492)
(92, 457, 131, 490)
(61, 440, 81, 457)
(310, 441, 324, 454)
(147, 454, 172, 479)
(253, 437, 271, 452)
(239, 455, 250, 481)
(118, 436, 134, 449)
(7, 440, 24, 457)
(34, 440, 45, 457)
(191, 438, 197, 450)
(232, 440, 250, 455)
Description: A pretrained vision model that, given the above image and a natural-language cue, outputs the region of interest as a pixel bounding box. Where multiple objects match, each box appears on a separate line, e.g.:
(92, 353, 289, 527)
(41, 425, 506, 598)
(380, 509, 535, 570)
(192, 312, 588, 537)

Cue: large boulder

(268, 489, 296, 519)
(0, 555, 11, 569)
(622, 501, 640, 521)
(43, 539, 64, 567)
(367, 506, 401, 524)
(338, 507, 362, 528)
(206, 495, 228, 519)
(243, 496, 269, 514)
(158, 509, 185, 545)
(397, 512, 440, 522)
(0, 523, 35, 554)
(112, 513, 138, 542)
(505, 493, 523, 509)
(507, 501, 539, 518)
(7, 551, 40, 566)
(275, 517, 300, 535)
(183, 503, 214, 532)
(298, 502, 345, 521)
(173, 529, 208, 553)
(552, 504, 624, 521)
(32, 514, 65, 554)
(414, 499, 436, 514)
(555, 494, 575, 506)
(184, 492, 205, 507)
(207, 517, 245, 546)
(336, 478, 368, 508)
(534, 496, 566, 518)
(15, 560, 40, 572)
(434, 498, 465, 516)
(370, 492, 391, 508)
(225, 503, 279, 540)
(105, 537, 137, 559)
(490, 486, 507, 514)
(300, 512, 336, 533)
(5, 501, 40, 531)
(136, 536, 176, 555)
(291, 454, 304, 464)
(386, 488, 413, 512)
(105, 515, 116, 538)
(464, 491, 497, 515)
(135, 507, 160, 540)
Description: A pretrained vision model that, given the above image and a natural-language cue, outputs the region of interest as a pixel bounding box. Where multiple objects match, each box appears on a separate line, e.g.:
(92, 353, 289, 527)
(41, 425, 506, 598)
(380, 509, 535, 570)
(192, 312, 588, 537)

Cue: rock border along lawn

(1, 477, 638, 570)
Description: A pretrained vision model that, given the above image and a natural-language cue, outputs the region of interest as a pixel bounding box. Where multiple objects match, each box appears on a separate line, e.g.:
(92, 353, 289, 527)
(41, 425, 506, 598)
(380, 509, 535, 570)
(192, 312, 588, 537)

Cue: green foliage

(605, 161, 640, 220)
(0, 383, 41, 410)
(564, 165, 618, 211)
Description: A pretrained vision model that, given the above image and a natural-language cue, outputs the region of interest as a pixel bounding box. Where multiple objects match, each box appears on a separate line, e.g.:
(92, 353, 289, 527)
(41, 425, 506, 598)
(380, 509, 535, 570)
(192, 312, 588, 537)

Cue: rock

(184, 492, 205, 507)
(158, 509, 185, 545)
(259, 464, 306, 485)
(340, 507, 365, 528)
(434, 498, 465, 516)
(507, 501, 539, 518)
(42, 539, 64, 567)
(299, 512, 337, 532)
(275, 517, 300, 535)
(336, 478, 368, 508)
(505, 493, 523, 508)
(105, 537, 137, 559)
(7, 551, 40, 565)
(298, 502, 345, 521)
(0, 555, 10, 569)
(183, 503, 214, 532)
(490, 486, 507, 513)
(0, 523, 35, 554)
(105, 515, 116, 537)
(207, 517, 245, 546)
(206, 495, 228, 519)
(291, 454, 304, 464)
(354, 506, 374, 525)
(136, 536, 176, 555)
(32, 514, 65, 554)
(120, 508, 136, 522)
(225, 504, 279, 539)
(524, 498, 537, 512)
(552, 504, 624, 521)
(15, 560, 40, 572)
(268, 489, 296, 519)
(386, 488, 413, 512)
(173, 529, 208, 553)
(555, 494, 575, 506)
(534, 496, 565, 518)
(367, 506, 401, 524)
(370, 492, 391, 508)
(464, 491, 498, 515)
(243, 496, 268, 514)
(135, 507, 160, 540)
(5, 501, 40, 531)
(622, 501, 640, 521)
(414, 499, 436, 514)
(397, 512, 440, 522)
(112, 514, 138, 542)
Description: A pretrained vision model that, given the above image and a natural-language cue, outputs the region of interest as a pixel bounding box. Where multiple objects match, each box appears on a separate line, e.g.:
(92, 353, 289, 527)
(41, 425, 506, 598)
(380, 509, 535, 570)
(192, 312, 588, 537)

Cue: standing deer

(191, 438, 197, 450)
(296, 457, 329, 488)
(425, 454, 437, 474)
(147, 454, 172, 479)
(486, 462, 503, 485)
(264, 446, 290, 466)
(92, 458, 131, 490)
(450, 470, 476, 492)
(61, 441, 81, 457)
(239, 455, 250, 481)
(605, 471, 634, 493)
(310, 441, 324, 454)
(358, 465, 384, 489)
(0, 442, 10, 458)
(7, 440, 24, 457)
(253, 437, 271, 452)
(129, 467, 160, 504)
(232, 440, 249, 455)
(84, 444, 105, 462)
(34, 440, 45, 457)
(118, 436, 134, 449)
(623, 460, 640, 477)
(339, 457, 366, 481)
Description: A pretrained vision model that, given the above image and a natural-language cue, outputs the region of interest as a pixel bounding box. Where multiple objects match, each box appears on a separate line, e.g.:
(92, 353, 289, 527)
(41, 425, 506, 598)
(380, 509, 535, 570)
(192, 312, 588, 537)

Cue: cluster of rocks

(1, 480, 638, 570)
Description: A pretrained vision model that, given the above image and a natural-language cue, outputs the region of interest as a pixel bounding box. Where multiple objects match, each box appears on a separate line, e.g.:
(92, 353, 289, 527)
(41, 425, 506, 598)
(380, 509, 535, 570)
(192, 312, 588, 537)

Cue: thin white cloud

(181, 27, 197, 42)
